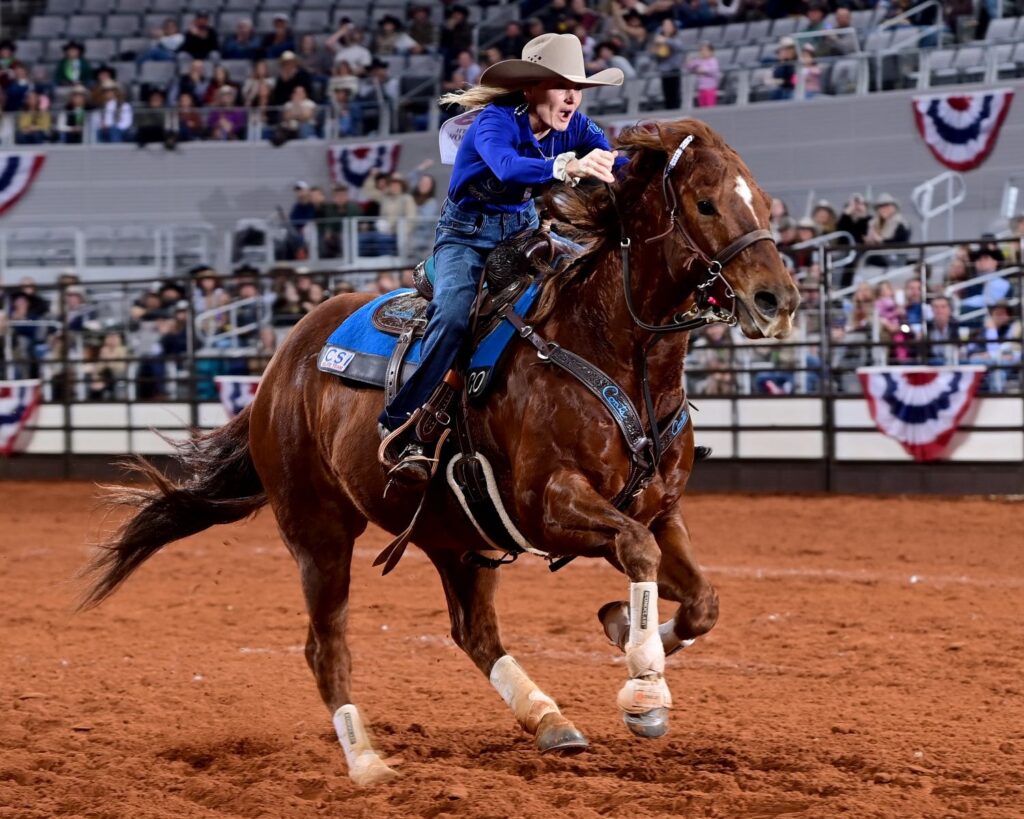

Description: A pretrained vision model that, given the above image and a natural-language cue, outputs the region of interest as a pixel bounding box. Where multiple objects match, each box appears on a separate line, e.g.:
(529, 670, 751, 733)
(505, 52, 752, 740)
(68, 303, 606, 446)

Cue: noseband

(607, 135, 776, 334)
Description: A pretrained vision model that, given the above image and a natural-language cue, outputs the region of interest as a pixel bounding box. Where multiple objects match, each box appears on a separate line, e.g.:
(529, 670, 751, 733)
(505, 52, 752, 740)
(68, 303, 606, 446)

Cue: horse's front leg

(429, 550, 590, 754)
(541, 470, 672, 738)
(599, 506, 719, 656)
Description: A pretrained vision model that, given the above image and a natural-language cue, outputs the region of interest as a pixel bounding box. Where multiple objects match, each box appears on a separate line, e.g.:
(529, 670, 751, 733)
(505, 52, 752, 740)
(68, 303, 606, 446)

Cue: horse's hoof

(535, 712, 590, 755)
(623, 708, 670, 739)
(348, 751, 400, 787)
(597, 600, 629, 650)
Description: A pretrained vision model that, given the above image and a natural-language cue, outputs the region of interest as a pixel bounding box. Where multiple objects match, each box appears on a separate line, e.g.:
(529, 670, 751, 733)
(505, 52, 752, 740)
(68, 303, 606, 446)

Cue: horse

(79, 118, 800, 787)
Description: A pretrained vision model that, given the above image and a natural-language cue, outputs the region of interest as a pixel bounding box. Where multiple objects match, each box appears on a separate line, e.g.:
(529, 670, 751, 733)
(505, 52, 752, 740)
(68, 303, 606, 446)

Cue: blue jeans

(380, 198, 539, 428)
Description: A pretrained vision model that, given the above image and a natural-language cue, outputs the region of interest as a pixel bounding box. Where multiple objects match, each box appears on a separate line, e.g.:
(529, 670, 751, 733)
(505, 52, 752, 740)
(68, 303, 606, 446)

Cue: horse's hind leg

(279, 505, 398, 787)
(431, 552, 589, 755)
(599, 507, 719, 655)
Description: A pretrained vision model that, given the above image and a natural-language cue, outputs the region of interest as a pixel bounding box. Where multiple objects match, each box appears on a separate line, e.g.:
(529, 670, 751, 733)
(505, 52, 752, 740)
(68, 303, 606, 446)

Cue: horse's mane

(536, 118, 738, 320)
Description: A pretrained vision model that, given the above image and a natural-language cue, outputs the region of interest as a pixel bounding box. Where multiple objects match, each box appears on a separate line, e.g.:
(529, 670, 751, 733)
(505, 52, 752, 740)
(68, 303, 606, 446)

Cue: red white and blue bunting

(214, 375, 260, 419)
(327, 141, 402, 191)
(0, 379, 42, 455)
(0, 153, 46, 216)
(912, 88, 1014, 172)
(857, 366, 986, 461)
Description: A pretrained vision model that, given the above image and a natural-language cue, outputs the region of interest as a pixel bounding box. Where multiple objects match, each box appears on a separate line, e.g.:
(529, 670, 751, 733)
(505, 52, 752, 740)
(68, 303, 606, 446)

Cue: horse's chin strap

(606, 135, 775, 336)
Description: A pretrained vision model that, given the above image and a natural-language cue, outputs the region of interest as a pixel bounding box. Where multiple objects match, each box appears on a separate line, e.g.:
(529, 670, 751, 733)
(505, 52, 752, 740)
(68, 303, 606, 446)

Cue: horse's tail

(78, 406, 267, 610)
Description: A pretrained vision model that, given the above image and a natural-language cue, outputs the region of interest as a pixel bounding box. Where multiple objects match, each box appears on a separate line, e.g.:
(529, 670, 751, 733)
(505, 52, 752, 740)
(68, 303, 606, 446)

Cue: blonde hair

(438, 84, 523, 109)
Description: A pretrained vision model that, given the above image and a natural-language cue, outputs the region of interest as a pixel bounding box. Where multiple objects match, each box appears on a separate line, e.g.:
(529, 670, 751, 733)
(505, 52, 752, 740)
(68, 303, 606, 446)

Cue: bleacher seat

(29, 15, 66, 38)
(47, 0, 80, 15)
(67, 15, 103, 38)
(45, 40, 67, 61)
(14, 40, 45, 63)
(926, 48, 958, 84)
(84, 38, 119, 63)
(219, 59, 251, 81)
(256, 10, 288, 31)
(332, 7, 370, 28)
(733, 44, 762, 67)
(218, 11, 250, 32)
(984, 16, 1018, 42)
(152, 0, 184, 13)
(771, 17, 797, 37)
(139, 60, 176, 86)
(222, 0, 252, 11)
(864, 30, 895, 51)
(294, 9, 331, 32)
(111, 60, 139, 84)
(699, 25, 724, 45)
(117, 37, 150, 58)
(116, 0, 148, 13)
(953, 46, 987, 83)
(81, 0, 116, 14)
(745, 19, 771, 42)
(105, 14, 141, 37)
(829, 58, 860, 94)
(144, 13, 177, 31)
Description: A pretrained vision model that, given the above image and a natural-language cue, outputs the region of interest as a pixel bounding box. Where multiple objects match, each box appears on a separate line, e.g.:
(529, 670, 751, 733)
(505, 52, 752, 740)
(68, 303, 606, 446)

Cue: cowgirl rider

(380, 34, 624, 486)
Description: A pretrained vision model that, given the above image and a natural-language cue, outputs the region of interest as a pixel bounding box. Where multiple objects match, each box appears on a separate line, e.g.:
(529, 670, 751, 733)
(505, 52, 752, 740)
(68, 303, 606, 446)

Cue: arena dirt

(1, 482, 1022, 818)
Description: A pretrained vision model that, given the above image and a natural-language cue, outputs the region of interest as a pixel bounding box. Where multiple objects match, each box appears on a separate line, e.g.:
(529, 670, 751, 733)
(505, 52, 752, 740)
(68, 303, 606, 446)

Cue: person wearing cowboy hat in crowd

(379, 32, 624, 486)
(179, 9, 220, 61)
(771, 37, 798, 100)
(262, 13, 296, 60)
(863, 192, 911, 268)
(56, 41, 94, 87)
(374, 14, 421, 56)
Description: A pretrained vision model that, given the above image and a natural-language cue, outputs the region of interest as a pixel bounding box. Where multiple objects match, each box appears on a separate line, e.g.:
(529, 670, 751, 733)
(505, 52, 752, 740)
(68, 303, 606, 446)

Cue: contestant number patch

(319, 346, 355, 374)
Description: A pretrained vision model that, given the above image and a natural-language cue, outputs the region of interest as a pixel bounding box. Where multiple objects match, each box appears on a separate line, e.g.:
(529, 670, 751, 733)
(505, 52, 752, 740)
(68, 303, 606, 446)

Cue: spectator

(968, 302, 1021, 392)
(494, 21, 527, 59)
(272, 281, 304, 325)
(811, 199, 837, 234)
(87, 331, 128, 400)
(453, 49, 482, 87)
(902, 276, 928, 331)
(56, 84, 89, 144)
(962, 245, 1012, 309)
(677, 0, 719, 29)
(374, 15, 421, 56)
(135, 88, 170, 147)
(137, 18, 184, 65)
(249, 81, 275, 139)
(192, 265, 225, 312)
(926, 295, 960, 365)
(281, 86, 318, 139)
(270, 52, 313, 114)
(176, 91, 205, 141)
(203, 64, 235, 106)
(208, 85, 245, 140)
(328, 23, 373, 74)
(648, 19, 687, 110)
(374, 271, 400, 293)
(172, 59, 210, 106)
(329, 60, 360, 96)
(88, 66, 117, 108)
(330, 86, 363, 137)
(222, 18, 263, 61)
(687, 42, 720, 108)
(0, 39, 16, 86)
(688, 323, 735, 395)
(361, 170, 417, 254)
(16, 91, 51, 145)
(410, 160, 440, 256)
(863, 193, 911, 265)
(826, 8, 859, 55)
(179, 10, 220, 61)
(263, 13, 296, 60)
(3, 63, 31, 112)
(287, 181, 317, 258)
(319, 184, 363, 258)
(359, 57, 399, 111)
(55, 41, 94, 87)
(440, 5, 473, 69)
(803, 1, 833, 50)
(614, 10, 650, 58)
(242, 60, 275, 107)
(798, 43, 822, 97)
(837, 192, 871, 244)
(93, 81, 133, 143)
(298, 34, 333, 81)
(588, 41, 637, 79)
(570, 0, 601, 33)
(407, 5, 438, 50)
(771, 37, 798, 100)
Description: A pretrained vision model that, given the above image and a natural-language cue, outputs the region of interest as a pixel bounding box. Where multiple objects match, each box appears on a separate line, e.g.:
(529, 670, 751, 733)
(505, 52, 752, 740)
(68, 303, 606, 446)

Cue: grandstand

(0, 0, 1022, 476)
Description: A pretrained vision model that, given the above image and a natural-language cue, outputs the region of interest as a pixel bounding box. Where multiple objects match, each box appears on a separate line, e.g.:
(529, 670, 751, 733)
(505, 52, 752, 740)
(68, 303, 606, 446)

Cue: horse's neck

(542, 239, 692, 414)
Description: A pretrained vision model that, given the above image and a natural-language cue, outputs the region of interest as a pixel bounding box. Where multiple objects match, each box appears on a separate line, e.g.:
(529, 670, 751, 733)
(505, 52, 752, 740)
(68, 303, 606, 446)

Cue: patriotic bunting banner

(0, 380, 42, 455)
(0, 153, 46, 216)
(857, 366, 986, 461)
(912, 89, 1014, 172)
(327, 141, 402, 192)
(214, 375, 260, 419)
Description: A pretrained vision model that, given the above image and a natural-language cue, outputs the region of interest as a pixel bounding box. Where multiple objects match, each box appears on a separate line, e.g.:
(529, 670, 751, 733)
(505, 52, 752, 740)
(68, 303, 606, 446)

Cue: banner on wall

(0, 153, 46, 216)
(214, 375, 260, 419)
(857, 366, 987, 461)
(912, 89, 1014, 172)
(327, 141, 402, 191)
(0, 379, 41, 455)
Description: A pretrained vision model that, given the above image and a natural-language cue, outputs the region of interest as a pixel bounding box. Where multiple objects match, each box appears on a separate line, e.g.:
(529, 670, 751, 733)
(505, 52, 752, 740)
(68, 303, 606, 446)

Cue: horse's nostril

(754, 290, 779, 318)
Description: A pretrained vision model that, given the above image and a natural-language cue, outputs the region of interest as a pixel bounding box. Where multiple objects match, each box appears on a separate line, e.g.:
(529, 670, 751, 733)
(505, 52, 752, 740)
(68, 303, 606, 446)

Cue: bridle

(606, 135, 776, 334)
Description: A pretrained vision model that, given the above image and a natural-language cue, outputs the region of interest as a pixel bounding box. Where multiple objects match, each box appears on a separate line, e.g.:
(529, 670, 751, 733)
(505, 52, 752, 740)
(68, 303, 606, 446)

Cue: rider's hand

(567, 150, 618, 185)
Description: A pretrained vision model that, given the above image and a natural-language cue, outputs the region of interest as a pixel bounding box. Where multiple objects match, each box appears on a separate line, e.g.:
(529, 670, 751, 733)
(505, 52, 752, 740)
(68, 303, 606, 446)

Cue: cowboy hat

(478, 33, 623, 89)
(874, 192, 899, 208)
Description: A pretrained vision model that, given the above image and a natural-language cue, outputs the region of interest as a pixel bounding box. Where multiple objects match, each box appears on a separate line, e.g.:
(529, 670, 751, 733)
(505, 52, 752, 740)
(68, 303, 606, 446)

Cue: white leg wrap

(333, 704, 396, 786)
(617, 675, 673, 713)
(625, 582, 665, 678)
(489, 654, 559, 734)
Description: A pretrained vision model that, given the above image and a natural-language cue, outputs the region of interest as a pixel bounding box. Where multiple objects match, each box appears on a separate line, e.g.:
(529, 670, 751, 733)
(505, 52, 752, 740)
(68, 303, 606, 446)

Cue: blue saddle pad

(318, 284, 541, 400)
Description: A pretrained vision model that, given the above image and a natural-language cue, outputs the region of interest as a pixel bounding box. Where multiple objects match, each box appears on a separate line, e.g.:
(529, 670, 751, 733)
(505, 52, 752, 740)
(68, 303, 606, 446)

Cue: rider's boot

(378, 372, 462, 491)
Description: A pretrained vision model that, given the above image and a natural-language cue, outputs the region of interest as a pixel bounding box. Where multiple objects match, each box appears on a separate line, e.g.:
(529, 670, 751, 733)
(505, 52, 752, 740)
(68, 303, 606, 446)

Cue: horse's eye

(697, 200, 716, 216)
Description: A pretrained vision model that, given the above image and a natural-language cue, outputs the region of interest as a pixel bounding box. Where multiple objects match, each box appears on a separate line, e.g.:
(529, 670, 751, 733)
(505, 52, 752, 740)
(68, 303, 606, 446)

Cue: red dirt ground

(1, 482, 1023, 818)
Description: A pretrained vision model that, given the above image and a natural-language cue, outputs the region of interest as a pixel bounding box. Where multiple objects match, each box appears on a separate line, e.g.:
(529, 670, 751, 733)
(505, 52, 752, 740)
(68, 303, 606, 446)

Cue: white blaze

(735, 175, 758, 224)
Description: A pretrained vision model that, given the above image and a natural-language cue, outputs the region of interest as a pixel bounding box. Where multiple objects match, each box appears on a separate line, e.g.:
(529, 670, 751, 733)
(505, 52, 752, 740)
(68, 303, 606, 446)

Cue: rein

(606, 135, 776, 335)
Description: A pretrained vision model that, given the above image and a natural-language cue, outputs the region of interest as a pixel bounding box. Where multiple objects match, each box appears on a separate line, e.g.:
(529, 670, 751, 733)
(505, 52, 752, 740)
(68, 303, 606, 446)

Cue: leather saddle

(371, 228, 579, 342)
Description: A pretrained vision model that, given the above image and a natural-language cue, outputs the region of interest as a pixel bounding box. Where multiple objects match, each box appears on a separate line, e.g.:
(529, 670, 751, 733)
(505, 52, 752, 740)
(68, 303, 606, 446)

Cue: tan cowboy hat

(479, 33, 623, 89)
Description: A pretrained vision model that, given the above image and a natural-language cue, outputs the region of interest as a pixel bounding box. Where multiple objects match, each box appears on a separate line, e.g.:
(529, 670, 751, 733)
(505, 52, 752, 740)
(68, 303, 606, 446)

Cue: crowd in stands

(0, 0, 1013, 144)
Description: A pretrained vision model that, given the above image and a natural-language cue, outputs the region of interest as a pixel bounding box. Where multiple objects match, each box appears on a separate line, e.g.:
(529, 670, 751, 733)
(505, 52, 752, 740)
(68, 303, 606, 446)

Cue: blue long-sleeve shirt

(447, 102, 615, 214)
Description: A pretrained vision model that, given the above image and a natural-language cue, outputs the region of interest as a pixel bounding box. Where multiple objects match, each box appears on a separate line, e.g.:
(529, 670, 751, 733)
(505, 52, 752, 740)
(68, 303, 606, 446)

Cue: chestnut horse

(80, 119, 799, 786)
